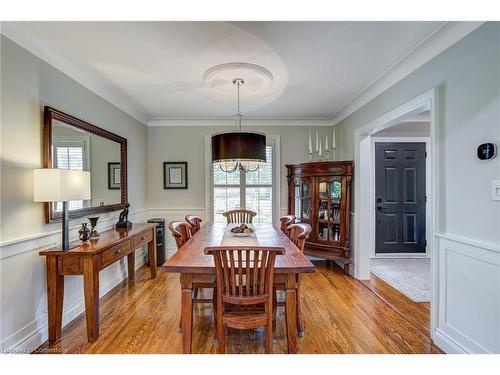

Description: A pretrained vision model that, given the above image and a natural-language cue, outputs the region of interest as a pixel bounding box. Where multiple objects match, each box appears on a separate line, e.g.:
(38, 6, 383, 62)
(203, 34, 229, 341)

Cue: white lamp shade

(33, 169, 91, 202)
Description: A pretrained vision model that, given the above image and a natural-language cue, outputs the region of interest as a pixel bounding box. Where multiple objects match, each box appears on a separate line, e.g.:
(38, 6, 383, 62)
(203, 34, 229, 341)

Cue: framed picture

(108, 162, 121, 190)
(163, 162, 188, 189)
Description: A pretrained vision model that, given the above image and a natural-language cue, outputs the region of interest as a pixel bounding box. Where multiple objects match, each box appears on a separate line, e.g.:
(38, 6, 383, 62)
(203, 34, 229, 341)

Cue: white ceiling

(2, 21, 474, 123)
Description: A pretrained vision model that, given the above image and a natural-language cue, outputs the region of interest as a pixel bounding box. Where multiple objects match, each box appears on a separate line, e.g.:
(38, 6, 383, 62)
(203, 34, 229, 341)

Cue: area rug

(370, 258, 430, 302)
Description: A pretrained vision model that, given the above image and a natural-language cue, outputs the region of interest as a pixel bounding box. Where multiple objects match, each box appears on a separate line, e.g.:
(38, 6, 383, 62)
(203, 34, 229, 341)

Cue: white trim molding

(148, 118, 333, 127)
(353, 88, 441, 347)
(434, 234, 500, 353)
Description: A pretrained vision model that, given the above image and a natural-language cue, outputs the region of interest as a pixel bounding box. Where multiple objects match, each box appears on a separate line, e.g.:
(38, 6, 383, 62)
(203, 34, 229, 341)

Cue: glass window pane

(213, 164, 240, 185)
(246, 146, 272, 185)
(245, 187, 272, 223)
(331, 177, 342, 203)
(213, 187, 240, 222)
(55, 145, 84, 211)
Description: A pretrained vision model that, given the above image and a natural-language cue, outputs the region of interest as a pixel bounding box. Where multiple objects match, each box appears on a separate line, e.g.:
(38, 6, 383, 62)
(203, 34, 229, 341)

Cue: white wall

(0, 35, 148, 352)
(334, 23, 500, 353)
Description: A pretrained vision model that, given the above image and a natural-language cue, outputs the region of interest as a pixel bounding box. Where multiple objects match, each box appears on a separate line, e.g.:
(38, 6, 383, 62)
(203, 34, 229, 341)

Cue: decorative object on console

(88, 216, 100, 239)
(116, 202, 133, 229)
(33, 168, 91, 250)
(163, 162, 188, 189)
(211, 78, 266, 173)
(108, 162, 121, 189)
(477, 143, 496, 160)
(79, 222, 90, 242)
(286, 161, 353, 275)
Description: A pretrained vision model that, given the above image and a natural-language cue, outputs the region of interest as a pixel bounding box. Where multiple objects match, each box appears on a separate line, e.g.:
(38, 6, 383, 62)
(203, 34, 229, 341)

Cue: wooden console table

(39, 223, 157, 343)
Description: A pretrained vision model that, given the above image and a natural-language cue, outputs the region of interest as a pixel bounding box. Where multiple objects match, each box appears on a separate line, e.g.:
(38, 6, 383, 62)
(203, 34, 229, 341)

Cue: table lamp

(34, 169, 91, 250)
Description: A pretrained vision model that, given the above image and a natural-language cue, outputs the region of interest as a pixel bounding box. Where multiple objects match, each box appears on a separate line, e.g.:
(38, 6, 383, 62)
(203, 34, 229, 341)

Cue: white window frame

(52, 135, 90, 211)
(205, 134, 280, 224)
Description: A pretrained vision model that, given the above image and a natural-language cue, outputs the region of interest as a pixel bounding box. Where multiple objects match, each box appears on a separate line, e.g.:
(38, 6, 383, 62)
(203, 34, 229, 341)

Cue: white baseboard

(433, 328, 468, 354)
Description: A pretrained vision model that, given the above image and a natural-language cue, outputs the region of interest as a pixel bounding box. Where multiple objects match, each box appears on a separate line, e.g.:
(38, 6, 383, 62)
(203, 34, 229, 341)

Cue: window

(53, 140, 88, 211)
(212, 144, 274, 223)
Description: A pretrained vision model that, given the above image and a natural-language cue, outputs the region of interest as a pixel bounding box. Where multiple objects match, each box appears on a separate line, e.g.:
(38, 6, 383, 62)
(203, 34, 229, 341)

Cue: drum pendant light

(211, 79, 266, 173)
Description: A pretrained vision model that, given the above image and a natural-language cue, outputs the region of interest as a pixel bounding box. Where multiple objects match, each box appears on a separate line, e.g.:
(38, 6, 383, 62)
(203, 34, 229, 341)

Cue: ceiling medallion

(211, 78, 266, 173)
(203, 62, 274, 96)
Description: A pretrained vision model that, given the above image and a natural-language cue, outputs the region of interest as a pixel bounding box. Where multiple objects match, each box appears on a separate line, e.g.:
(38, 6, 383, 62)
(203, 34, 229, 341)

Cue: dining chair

(204, 246, 285, 354)
(223, 209, 256, 224)
(185, 215, 202, 235)
(168, 221, 215, 332)
(276, 223, 311, 336)
(279, 215, 295, 233)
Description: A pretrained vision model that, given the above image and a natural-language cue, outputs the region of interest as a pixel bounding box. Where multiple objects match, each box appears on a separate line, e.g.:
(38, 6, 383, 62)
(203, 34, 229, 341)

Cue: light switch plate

(492, 180, 500, 201)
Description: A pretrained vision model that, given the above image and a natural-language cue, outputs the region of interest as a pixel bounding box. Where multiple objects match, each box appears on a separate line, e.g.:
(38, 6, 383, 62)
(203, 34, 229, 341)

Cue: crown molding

(0, 21, 149, 124)
(147, 117, 334, 127)
(329, 21, 485, 125)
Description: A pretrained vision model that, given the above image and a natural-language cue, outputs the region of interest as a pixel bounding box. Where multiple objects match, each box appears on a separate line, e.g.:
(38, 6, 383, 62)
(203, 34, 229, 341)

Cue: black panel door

(375, 142, 426, 254)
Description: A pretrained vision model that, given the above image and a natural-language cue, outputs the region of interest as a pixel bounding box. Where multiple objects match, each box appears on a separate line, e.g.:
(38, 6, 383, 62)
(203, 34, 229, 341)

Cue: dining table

(162, 222, 315, 354)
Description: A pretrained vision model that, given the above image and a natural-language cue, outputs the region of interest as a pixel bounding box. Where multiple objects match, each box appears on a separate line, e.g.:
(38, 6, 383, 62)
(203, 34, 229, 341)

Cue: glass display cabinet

(286, 161, 353, 275)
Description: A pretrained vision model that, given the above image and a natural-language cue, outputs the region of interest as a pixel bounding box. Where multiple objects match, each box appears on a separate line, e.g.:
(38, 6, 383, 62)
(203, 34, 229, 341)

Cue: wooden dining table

(162, 222, 315, 354)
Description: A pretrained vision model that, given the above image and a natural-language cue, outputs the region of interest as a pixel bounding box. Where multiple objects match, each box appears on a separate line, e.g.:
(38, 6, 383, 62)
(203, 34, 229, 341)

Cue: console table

(39, 223, 157, 343)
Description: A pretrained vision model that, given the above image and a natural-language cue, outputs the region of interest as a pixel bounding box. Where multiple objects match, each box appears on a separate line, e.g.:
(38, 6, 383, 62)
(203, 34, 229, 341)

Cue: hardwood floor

(360, 274, 431, 338)
(35, 260, 443, 354)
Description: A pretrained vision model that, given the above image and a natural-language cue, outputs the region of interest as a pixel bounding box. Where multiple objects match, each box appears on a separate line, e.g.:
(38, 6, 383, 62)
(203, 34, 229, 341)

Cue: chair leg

(265, 322, 273, 354)
(217, 322, 225, 354)
(178, 316, 182, 332)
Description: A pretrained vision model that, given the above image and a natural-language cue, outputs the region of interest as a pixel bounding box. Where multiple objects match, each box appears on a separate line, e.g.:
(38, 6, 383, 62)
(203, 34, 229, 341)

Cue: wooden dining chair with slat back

(168, 221, 216, 332)
(223, 209, 256, 224)
(276, 223, 311, 336)
(279, 215, 295, 233)
(185, 215, 202, 235)
(204, 246, 285, 354)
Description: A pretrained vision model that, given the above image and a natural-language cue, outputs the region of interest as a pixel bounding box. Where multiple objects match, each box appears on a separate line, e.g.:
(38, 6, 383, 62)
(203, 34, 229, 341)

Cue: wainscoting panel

(0, 209, 148, 353)
(435, 234, 500, 353)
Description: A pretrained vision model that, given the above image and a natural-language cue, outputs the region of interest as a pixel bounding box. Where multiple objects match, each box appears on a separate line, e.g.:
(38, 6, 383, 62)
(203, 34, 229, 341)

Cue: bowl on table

(228, 223, 254, 237)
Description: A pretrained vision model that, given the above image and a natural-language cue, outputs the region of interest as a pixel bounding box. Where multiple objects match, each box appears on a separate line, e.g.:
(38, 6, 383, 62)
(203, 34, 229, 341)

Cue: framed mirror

(43, 106, 128, 223)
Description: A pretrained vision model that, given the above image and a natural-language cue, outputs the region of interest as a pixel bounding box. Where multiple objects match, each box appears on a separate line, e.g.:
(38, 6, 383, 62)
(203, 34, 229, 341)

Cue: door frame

(353, 88, 440, 341)
(370, 137, 431, 258)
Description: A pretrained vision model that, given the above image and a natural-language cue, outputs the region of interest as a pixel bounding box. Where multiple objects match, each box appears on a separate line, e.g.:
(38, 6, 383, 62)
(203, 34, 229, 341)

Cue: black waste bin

(147, 218, 166, 266)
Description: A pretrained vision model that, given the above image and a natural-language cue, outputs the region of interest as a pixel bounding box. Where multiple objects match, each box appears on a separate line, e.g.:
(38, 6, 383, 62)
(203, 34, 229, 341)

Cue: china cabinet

(286, 161, 353, 275)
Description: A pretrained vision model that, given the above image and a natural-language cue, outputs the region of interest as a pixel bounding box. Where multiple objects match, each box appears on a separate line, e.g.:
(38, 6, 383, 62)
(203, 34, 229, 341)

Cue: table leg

(180, 273, 193, 354)
(127, 251, 136, 281)
(46, 255, 64, 343)
(83, 256, 99, 342)
(296, 275, 304, 337)
(285, 273, 298, 354)
(148, 236, 157, 278)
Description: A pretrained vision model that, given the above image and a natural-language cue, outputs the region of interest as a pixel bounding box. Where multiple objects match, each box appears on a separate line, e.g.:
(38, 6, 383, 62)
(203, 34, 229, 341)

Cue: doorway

(353, 88, 439, 342)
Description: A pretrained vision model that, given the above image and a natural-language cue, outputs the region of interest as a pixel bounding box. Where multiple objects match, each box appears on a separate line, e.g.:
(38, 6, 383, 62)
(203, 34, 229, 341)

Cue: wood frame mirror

(43, 106, 128, 223)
